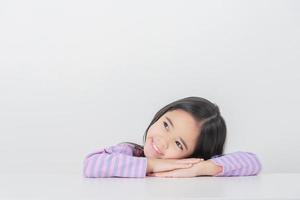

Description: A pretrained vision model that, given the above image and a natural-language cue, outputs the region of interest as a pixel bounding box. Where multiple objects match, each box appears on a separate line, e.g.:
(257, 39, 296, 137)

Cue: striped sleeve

(209, 151, 262, 177)
(83, 143, 147, 178)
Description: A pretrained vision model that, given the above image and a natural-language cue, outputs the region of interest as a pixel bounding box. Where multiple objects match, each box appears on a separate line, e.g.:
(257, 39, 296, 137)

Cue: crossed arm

(146, 158, 223, 177)
(83, 144, 262, 178)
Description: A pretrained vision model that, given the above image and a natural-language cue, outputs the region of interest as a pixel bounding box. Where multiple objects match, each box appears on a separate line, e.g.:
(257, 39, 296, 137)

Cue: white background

(0, 0, 299, 177)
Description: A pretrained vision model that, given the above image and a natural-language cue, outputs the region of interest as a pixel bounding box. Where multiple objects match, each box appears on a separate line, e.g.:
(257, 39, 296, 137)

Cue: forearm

(209, 151, 262, 176)
(84, 153, 147, 178)
(146, 158, 153, 173)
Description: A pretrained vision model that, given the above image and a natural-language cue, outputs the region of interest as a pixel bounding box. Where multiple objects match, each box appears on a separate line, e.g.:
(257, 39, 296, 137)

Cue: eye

(163, 121, 169, 130)
(175, 141, 183, 150)
(162, 121, 183, 150)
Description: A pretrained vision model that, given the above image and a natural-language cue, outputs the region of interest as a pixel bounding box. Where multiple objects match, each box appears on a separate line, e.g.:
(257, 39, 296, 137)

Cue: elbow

(253, 157, 262, 175)
(246, 152, 263, 176)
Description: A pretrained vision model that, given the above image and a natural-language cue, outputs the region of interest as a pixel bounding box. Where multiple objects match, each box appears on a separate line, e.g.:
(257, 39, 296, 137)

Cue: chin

(144, 146, 159, 159)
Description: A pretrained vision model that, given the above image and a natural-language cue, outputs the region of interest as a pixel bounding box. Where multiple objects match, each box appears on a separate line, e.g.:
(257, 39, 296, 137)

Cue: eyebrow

(165, 116, 189, 151)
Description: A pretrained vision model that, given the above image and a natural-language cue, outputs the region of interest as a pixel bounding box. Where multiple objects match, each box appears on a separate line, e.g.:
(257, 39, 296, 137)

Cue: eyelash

(163, 121, 184, 150)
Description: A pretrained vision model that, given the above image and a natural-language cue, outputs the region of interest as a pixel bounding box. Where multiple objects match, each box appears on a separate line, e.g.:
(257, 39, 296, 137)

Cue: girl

(83, 96, 262, 178)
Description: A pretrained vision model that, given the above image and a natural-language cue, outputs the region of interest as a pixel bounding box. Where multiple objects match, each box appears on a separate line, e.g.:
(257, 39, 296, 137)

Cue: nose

(156, 135, 170, 151)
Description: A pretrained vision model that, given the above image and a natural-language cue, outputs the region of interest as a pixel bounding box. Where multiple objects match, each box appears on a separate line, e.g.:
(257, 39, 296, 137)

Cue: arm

(148, 151, 262, 178)
(196, 160, 223, 176)
(208, 151, 262, 176)
(146, 158, 202, 174)
(83, 143, 147, 178)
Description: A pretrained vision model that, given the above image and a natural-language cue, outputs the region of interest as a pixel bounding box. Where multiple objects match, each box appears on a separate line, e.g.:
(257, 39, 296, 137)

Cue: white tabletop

(1, 172, 299, 199)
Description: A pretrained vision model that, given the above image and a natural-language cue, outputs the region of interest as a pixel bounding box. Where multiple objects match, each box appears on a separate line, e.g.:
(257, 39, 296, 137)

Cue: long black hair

(142, 96, 227, 160)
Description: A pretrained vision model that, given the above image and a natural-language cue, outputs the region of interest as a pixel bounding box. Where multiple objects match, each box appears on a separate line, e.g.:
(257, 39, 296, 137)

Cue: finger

(165, 162, 192, 171)
(176, 158, 204, 164)
(176, 163, 193, 169)
(175, 159, 199, 164)
(163, 162, 193, 172)
(184, 158, 204, 163)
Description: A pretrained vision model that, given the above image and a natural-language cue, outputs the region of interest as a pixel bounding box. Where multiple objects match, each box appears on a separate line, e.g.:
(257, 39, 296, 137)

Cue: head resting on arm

(142, 96, 226, 160)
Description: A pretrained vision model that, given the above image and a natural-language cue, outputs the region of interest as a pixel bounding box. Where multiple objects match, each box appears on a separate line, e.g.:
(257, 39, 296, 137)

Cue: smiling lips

(151, 141, 163, 155)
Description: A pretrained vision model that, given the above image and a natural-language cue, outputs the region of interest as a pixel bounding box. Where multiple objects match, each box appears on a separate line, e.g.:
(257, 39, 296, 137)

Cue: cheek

(146, 124, 161, 138)
(144, 125, 158, 149)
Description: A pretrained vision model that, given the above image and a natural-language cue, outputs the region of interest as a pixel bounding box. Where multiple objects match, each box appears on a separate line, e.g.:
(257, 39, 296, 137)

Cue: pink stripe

(228, 153, 243, 168)
(225, 154, 241, 176)
(244, 153, 259, 175)
(93, 154, 105, 177)
(235, 153, 249, 176)
(117, 155, 124, 176)
(225, 156, 238, 173)
(83, 157, 89, 177)
(242, 153, 255, 175)
(142, 159, 147, 177)
(234, 153, 247, 176)
(229, 154, 242, 176)
(83, 157, 91, 177)
(218, 157, 234, 176)
(138, 159, 145, 177)
(137, 159, 142, 177)
(100, 155, 110, 177)
(217, 157, 231, 176)
(122, 155, 130, 177)
(252, 154, 262, 174)
(108, 156, 117, 177)
(135, 159, 141, 177)
(136, 159, 141, 177)
(85, 155, 97, 177)
(242, 153, 254, 175)
(230, 153, 246, 176)
(221, 155, 235, 176)
(130, 158, 137, 177)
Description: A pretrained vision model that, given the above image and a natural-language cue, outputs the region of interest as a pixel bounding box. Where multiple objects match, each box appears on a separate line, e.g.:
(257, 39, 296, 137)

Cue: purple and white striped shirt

(83, 143, 262, 178)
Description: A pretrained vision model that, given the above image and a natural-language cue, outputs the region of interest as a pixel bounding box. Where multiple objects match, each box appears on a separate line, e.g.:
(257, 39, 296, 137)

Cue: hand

(146, 158, 204, 174)
(147, 160, 222, 178)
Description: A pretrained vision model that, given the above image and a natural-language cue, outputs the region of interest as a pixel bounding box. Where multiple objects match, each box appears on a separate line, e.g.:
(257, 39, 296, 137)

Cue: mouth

(151, 139, 163, 155)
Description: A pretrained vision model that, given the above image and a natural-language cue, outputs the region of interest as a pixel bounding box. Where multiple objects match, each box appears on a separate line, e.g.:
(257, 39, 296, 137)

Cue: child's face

(144, 109, 201, 159)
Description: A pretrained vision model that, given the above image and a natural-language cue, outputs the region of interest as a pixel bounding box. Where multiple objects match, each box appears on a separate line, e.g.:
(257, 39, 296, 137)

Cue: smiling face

(144, 109, 201, 159)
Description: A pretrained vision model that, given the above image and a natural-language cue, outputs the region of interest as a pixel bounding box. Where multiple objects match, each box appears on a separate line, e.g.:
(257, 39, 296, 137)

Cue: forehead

(162, 109, 201, 143)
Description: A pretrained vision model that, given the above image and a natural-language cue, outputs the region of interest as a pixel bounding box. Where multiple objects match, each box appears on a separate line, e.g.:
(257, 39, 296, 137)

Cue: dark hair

(142, 96, 227, 160)
(144, 97, 226, 160)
